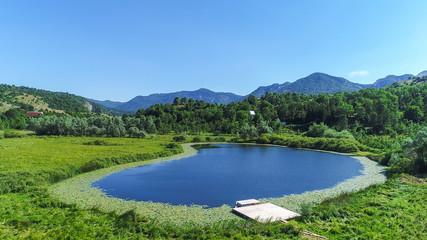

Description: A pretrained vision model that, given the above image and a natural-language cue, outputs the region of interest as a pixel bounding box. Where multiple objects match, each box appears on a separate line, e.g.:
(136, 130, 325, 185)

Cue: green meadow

(0, 135, 183, 195)
(299, 177, 426, 239)
(0, 135, 425, 239)
(0, 136, 172, 172)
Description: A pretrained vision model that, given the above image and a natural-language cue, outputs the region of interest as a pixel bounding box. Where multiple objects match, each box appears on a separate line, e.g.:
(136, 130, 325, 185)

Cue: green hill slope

(0, 84, 123, 115)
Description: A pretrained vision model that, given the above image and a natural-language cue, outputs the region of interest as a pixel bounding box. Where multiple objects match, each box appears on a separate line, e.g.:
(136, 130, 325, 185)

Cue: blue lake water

(93, 144, 363, 207)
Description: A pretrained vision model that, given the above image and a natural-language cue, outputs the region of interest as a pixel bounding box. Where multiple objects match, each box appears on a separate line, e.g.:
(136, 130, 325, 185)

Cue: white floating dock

(232, 202, 301, 223)
(235, 199, 260, 207)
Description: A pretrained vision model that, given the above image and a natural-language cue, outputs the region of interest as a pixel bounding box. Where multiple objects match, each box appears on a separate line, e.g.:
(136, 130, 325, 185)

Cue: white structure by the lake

(235, 199, 260, 207)
(233, 199, 301, 223)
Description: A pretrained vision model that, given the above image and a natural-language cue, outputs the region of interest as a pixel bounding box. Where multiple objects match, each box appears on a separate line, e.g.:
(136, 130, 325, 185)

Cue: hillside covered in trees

(129, 76, 427, 136)
(0, 84, 128, 129)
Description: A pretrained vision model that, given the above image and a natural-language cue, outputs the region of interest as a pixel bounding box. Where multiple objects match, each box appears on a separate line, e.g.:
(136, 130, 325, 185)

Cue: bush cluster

(305, 123, 354, 139)
(255, 134, 364, 153)
(3, 131, 27, 138)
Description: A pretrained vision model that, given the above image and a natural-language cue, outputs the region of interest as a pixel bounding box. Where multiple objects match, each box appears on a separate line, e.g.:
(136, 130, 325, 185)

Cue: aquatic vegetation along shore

(50, 144, 386, 226)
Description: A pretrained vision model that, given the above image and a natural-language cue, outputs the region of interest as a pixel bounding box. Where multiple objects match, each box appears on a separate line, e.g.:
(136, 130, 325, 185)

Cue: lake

(93, 144, 363, 207)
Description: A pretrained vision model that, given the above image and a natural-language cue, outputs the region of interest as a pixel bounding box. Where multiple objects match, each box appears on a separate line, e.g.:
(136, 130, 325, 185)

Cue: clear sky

(1, 1, 427, 101)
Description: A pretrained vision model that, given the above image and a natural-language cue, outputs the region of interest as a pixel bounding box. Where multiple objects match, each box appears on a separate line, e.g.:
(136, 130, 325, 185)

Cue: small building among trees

(26, 111, 43, 117)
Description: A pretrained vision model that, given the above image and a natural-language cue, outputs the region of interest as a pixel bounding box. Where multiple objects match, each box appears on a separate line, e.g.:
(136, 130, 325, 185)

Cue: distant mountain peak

(113, 88, 244, 112)
(286, 72, 365, 94)
(196, 88, 212, 91)
(250, 72, 364, 96)
(92, 70, 425, 113)
(371, 74, 414, 88)
(250, 82, 291, 97)
(417, 70, 427, 77)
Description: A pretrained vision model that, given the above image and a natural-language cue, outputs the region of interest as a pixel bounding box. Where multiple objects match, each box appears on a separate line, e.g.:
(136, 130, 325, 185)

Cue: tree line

(132, 77, 427, 136)
(26, 115, 156, 138)
(2, 76, 426, 138)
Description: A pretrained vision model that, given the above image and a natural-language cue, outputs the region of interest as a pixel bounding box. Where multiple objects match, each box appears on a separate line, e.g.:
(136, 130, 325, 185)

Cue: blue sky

(1, 1, 427, 101)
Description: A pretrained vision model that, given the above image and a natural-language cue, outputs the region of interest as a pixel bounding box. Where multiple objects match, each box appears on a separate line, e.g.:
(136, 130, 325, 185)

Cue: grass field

(0, 135, 182, 195)
(300, 177, 426, 239)
(0, 136, 425, 239)
(0, 136, 173, 172)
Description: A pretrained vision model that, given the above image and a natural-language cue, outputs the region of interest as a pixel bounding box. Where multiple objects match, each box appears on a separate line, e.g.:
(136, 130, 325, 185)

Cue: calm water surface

(93, 144, 363, 207)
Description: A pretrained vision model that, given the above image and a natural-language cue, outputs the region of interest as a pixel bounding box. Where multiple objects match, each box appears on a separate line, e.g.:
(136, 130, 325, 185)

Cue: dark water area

(93, 144, 363, 207)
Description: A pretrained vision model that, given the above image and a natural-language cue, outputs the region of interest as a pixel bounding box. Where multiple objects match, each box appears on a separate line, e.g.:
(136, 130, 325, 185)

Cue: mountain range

(91, 70, 425, 112)
(89, 89, 243, 113)
(1, 70, 424, 115)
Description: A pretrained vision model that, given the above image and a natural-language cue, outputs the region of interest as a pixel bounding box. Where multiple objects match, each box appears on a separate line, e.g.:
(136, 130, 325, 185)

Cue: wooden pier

(232, 200, 301, 223)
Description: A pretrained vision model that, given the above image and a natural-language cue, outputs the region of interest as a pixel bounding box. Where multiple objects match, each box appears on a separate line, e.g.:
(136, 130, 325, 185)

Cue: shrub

(192, 136, 202, 142)
(305, 123, 328, 137)
(213, 131, 221, 136)
(173, 135, 187, 142)
(256, 134, 271, 144)
(300, 202, 314, 216)
(313, 138, 327, 149)
(386, 157, 412, 176)
(238, 124, 258, 140)
(84, 140, 108, 146)
(288, 138, 302, 148)
(306, 123, 354, 139)
(214, 136, 226, 142)
(166, 143, 180, 149)
(173, 133, 189, 142)
(323, 129, 337, 138)
(366, 153, 386, 163)
(4, 131, 27, 138)
(335, 130, 355, 139)
(83, 140, 122, 146)
(387, 153, 400, 166)
(249, 134, 362, 153)
(116, 209, 148, 228)
(335, 142, 359, 153)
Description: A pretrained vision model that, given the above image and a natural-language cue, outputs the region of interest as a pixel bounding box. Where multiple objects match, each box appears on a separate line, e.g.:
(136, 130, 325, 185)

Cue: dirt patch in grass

(400, 175, 426, 185)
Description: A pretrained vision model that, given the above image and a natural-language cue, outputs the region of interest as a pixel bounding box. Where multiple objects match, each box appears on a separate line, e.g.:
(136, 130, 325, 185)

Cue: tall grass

(299, 178, 427, 239)
(0, 190, 301, 239)
(0, 135, 182, 193)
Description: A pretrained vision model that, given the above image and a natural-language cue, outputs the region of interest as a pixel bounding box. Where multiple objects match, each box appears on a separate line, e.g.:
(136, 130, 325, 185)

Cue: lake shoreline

(50, 142, 386, 226)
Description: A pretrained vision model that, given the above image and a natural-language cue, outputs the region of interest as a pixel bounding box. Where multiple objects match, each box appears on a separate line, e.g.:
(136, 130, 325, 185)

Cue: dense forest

(132, 76, 427, 136)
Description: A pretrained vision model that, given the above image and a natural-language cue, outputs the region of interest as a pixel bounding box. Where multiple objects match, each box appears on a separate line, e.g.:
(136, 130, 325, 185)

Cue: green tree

(305, 123, 329, 137)
(257, 121, 273, 135)
(401, 127, 427, 173)
(173, 97, 180, 105)
(404, 105, 424, 122)
(238, 124, 258, 140)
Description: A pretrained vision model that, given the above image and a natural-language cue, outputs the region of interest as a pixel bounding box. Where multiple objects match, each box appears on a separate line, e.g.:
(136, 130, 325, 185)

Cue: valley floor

(0, 136, 425, 239)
